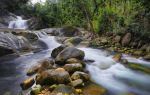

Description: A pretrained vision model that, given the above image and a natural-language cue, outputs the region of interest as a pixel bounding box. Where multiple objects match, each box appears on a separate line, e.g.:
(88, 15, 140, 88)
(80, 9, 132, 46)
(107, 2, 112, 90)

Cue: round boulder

(55, 47, 85, 65)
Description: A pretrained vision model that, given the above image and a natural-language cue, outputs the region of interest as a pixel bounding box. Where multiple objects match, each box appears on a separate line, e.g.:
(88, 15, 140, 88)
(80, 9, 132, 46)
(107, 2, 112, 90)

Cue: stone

(64, 37, 83, 46)
(133, 50, 143, 56)
(36, 68, 71, 85)
(113, 53, 122, 62)
(55, 47, 85, 65)
(121, 33, 131, 47)
(143, 54, 150, 61)
(30, 85, 42, 95)
(83, 83, 106, 95)
(63, 63, 83, 73)
(114, 35, 121, 43)
(20, 77, 35, 90)
(71, 71, 89, 81)
(51, 84, 77, 95)
(66, 58, 83, 64)
(60, 26, 81, 37)
(51, 45, 67, 58)
(71, 79, 83, 87)
(27, 65, 40, 76)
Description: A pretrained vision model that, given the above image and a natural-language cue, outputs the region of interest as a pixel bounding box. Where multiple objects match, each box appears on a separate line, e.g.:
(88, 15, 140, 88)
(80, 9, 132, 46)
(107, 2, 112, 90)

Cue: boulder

(133, 50, 144, 56)
(51, 45, 67, 58)
(60, 26, 81, 37)
(114, 35, 121, 43)
(36, 68, 71, 85)
(66, 58, 83, 64)
(51, 84, 77, 95)
(121, 33, 131, 47)
(20, 77, 35, 90)
(55, 47, 85, 65)
(27, 65, 40, 76)
(71, 71, 89, 81)
(113, 53, 122, 62)
(64, 37, 83, 46)
(63, 63, 83, 73)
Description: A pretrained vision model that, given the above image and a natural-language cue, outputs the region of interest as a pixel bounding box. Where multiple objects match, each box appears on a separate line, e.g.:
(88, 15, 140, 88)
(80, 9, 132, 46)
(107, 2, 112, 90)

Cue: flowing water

(8, 16, 28, 29)
(1, 16, 150, 95)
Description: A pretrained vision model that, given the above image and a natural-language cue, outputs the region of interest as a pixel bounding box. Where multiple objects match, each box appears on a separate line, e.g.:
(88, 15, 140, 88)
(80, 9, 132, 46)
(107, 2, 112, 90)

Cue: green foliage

(23, 0, 150, 38)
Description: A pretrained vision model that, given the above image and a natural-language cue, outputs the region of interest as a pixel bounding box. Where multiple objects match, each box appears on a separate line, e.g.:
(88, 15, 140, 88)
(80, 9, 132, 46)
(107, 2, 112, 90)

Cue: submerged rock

(20, 77, 35, 90)
(51, 84, 77, 95)
(82, 83, 106, 95)
(55, 47, 85, 65)
(36, 68, 71, 85)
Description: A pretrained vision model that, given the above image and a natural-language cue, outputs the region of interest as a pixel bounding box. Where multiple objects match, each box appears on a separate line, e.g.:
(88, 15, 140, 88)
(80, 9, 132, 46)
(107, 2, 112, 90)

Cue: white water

(79, 48, 150, 95)
(8, 16, 28, 29)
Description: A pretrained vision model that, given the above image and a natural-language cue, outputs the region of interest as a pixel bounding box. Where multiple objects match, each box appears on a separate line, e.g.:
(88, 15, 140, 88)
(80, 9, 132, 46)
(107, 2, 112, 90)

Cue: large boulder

(71, 71, 89, 81)
(36, 68, 71, 85)
(51, 45, 67, 58)
(60, 26, 81, 37)
(55, 47, 85, 65)
(121, 33, 132, 47)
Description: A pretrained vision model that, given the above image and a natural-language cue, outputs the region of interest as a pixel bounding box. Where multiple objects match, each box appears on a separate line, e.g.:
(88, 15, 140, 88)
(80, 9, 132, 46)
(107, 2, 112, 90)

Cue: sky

(31, 0, 46, 4)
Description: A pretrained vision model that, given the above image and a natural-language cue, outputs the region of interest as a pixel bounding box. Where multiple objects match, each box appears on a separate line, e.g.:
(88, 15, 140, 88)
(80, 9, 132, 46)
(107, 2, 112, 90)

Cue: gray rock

(55, 47, 85, 65)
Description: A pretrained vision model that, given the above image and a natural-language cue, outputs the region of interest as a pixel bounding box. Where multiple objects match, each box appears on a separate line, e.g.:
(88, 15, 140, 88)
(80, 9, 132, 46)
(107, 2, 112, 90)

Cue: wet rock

(66, 58, 83, 64)
(64, 37, 83, 46)
(27, 65, 40, 76)
(113, 53, 122, 62)
(27, 59, 54, 76)
(121, 33, 131, 46)
(72, 79, 83, 87)
(63, 63, 83, 73)
(82, 83, 106, 95)
(60, 26, 81, 37)
(51, 84, 77, 95)
(55, 47, 85, 65)
(36, 68, 71, 85)
(100, 37, 108, 45)
(20, 77, 35, 90)
(30, 85, 42, 95)
(121, 59, 128, 64)
(0, 47, 14, 57)
(51, 45, 67, 58)
(71, 71, 89, 81)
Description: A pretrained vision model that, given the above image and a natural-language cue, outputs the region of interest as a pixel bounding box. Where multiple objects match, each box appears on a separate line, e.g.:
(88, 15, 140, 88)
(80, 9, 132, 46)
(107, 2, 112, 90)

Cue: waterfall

(8, 16, 28, 29)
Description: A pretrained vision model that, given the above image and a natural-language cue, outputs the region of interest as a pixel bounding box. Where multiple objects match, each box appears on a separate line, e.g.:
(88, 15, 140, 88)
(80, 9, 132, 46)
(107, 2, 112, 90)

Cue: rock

(27, 65, 40, 76)
(66, 58, 83, 64)
(36, 68, 71, 85)
(78, 41, 90, 47)
(20, 77, 35, 90)
(83, 83, 106, 95)
(55, 47, 85, 65)
(0, 47, 14, 57)
(71, 71, 89, 81)
(71, 79, 83, 87)
(60, 26, 81, 37)
(51, 45, 67, 58)
(27, 59, 54, 76)
(133, 50, 143, 56)
(146, 45, 150, 53)
(63, 63, 83, 73)
(121, 59, 128, 64)
(30, 85, 42, 95)
(64, 37, 83, 46)
(114, 35, 121, 43)
(121, 33, 131, 46)
(143, 54, 150, 61)
(100, 37, 108, 45)
(51, 84, 77, 95)
(113, 53, 122, 62)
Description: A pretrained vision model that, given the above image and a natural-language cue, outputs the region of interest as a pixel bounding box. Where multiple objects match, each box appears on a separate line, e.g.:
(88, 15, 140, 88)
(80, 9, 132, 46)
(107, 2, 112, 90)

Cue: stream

(0, 16, 150, 95)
